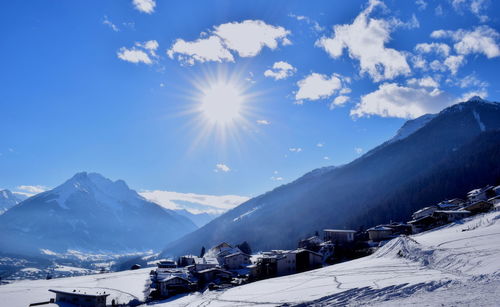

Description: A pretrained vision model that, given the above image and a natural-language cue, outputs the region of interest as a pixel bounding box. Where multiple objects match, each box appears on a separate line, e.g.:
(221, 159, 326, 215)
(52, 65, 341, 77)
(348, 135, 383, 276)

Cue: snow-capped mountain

(175, 209, 220, 228)
(0, 189, 24, 214)
(163, 97, 500, 256)
(0, 172, 197, 256)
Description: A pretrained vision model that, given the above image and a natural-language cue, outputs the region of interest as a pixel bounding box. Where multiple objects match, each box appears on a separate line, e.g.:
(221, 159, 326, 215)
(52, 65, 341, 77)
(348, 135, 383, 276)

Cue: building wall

(276, 253, 296, 276)
(55, 293, 106, 307)
(324, 232, 354, 243)
(368, 230, 393, 241)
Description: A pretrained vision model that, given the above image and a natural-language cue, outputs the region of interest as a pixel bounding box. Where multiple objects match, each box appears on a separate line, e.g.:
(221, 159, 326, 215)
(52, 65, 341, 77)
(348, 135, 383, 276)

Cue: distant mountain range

(175, 209, 220, 228)
(162, 97, 500, 256)
(0, 172, 197, 256)
(0, 189, 26, 214)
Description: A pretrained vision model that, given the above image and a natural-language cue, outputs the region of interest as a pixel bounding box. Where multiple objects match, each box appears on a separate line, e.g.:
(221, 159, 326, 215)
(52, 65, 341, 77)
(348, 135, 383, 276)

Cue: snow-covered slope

(388, 113, 437, 144)
(163, 210, 500, 306)
(2, 210, 499, 307)
(0, 189, 23, 214)
(0, 172, 197, 255)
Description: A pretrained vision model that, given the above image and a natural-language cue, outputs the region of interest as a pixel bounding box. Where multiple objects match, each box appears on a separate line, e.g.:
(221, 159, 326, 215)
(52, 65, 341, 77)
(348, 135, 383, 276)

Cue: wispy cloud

(289, 147, 302, 153)
(140, 190, 249, 214)
(103, 16, 119, 32)
(256, 119, 270, 125)
(15, 185, 49, 197)
(215, 163, 231, 172)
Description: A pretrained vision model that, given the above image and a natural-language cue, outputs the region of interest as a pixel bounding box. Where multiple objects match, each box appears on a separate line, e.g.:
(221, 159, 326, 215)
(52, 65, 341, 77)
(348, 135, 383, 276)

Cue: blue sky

(1, 0, 499, 211)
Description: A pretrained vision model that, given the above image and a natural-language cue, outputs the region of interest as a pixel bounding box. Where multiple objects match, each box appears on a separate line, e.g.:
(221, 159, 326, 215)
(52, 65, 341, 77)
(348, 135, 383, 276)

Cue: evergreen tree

(237, 241, 252, 255)
(200, 246, 206, 257)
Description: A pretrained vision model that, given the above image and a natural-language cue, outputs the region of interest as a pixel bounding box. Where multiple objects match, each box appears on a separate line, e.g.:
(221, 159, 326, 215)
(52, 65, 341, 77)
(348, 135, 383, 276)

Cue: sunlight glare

(201, 82, 244, 124)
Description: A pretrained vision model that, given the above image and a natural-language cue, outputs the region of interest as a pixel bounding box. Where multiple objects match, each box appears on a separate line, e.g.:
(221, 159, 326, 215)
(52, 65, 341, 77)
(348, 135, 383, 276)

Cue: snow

(151, 211, 500, 306)
(232, 206, 260, 222)
(2, 211, 500, 306)
(0, 268, 151, 307)
(388, 113, 437, 144)
(472, 109, 486, 132)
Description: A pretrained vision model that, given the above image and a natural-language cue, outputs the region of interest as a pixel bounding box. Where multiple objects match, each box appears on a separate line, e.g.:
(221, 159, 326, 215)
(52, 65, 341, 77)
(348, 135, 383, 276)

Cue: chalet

(294, 249, 322, 272)
(223, 252, 251, 270)
(196, 268, 233, 284)
(436, 198, 465, 210)
(157, 276, 195, 297)
(408, 215, 438, 233)
(411, 206, 438, 220)
(323, 229, 356, 243)
(367, 226, 394, 242)
(186, 256, 219, 273)
(275, 250, 296, 276)
(298, 236, 324, 252)
(467, 186, 495, 202)
(432, 210, 471, 223)
(157, 259, 177, 269)
(49, 289, 109, 307)
(178, 255, 199, 267)
(462, 200, 493, 214)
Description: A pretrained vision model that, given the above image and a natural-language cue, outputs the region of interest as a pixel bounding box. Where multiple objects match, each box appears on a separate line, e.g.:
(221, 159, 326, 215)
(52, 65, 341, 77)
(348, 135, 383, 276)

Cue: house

(223, 252, 251, 270)
(298, 236, 324, 252)
(436, 198, 465, 210)
(411, 206, 438, 220)
(462, 200, 493, 214)
(467, 186, 495, 202)
(186, 256, 219, 273)
(250, 250, 297, 279)
(157, 276, 195, 297)
(383, 222, 412, 235)
(178, 255, 199, 267)
(294, 249, 322, 272)
(196, 268, 233, 284)
(275, 250, 296, 276)
(432, 210, 471, 223)
(157, 259, 177, 269)
(408, 215, 438, 233)
(49, 289, 109, 307)
(367, 226, 394, 242)
(323, 229, 356, 244)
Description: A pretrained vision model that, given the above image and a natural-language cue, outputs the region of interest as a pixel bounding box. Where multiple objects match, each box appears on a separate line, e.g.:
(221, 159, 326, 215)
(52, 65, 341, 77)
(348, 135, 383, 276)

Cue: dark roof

(323, 229, 356, 233)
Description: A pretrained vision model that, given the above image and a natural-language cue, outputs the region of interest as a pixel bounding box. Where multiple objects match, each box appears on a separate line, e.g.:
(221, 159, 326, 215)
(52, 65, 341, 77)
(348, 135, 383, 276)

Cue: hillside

(0, 189, 24, 214)
(0, 172, 196, 256)
(2, 208, 499, 306)
(163, 98, 500, 256)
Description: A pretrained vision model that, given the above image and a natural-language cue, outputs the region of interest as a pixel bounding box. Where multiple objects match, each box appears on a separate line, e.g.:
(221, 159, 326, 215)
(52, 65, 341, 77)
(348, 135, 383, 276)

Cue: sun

(200, 82, 244, 125)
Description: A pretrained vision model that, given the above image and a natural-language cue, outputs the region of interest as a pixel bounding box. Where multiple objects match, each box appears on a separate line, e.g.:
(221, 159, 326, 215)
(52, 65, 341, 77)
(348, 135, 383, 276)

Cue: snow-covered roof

(434, 210, 471, 214)
(224, 251, 250, 258)
(49, 289, 110, 297)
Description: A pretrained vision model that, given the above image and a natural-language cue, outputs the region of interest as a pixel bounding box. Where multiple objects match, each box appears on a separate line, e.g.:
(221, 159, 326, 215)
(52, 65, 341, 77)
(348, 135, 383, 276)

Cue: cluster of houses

(407, 185, 500, 234)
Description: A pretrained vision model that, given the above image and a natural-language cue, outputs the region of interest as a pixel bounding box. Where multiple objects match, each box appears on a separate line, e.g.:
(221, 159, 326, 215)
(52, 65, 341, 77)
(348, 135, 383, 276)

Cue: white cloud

(323, 156, 330, 160)
(315, 0, 411, 81)
(132, 0, 156, 14)
(117, 40, 159, 65)
(354, 147, 364, 154)
(289, 147, 302, 153)
(415, 42, 450, 57)
(406, 76, 439, 88)
(167, 36, 234, 65)
(295, 73, 345, 102)
(215, 163, 231, 172)
(15, 185, 49, 197)
(451, 0, 489, 22)
(416, 0, 427, 10)
(256, 119, 270, 125)
(103, 16, 119, 32)
(167, 20, 291, 65)
(264, 61, 297, 80)
(330, 95, 350, 109)
(351, 82, 456, 119)
(443, 55, 465, 74)
(270, 176, 284, 181)
(140, 190, 248, 214)
(431, 26, 500, 58)
(435, 5, 444, 16)
(317, 143, 324, 147)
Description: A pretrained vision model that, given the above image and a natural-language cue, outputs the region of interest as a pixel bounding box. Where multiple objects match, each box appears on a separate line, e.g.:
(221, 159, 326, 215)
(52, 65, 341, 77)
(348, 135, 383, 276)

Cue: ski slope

(157, 210, 500, 306)
(1, 211, 499, 306)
